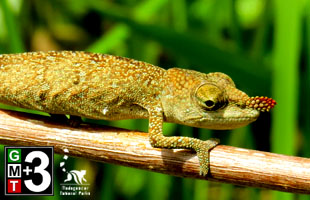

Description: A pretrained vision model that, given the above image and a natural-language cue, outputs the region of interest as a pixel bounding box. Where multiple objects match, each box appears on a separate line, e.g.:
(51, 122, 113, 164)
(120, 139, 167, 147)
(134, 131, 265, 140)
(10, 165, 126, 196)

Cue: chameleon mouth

(184, 106, 260, 130)
(201, 96, 276, 130)
(204, 107, 260, 130)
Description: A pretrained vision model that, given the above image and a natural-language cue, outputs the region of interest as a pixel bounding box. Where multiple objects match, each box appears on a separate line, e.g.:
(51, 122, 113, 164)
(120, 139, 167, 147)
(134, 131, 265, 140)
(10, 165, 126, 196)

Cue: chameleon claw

(197, 138, 219, 176)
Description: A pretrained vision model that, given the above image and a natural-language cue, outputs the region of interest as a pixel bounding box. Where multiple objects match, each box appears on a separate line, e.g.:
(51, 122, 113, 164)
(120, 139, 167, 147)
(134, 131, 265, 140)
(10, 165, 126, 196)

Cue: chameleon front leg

(148, 108, 219, 176)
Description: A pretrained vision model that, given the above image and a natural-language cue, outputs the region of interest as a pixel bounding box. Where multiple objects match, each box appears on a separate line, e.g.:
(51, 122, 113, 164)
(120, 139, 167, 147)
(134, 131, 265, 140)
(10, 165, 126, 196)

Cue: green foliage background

(0, 0, 309, 199)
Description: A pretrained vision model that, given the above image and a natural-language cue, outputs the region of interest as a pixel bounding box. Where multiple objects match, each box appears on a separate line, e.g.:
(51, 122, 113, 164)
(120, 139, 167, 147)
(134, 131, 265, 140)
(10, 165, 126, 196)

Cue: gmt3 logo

(4, 146, 54, 196)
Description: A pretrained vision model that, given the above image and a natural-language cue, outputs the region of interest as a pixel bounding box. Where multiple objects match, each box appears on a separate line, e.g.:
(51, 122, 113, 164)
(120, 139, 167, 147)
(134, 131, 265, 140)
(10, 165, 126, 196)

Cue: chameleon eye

(204, 100, 216, 109)
(195, 83, 227, 111)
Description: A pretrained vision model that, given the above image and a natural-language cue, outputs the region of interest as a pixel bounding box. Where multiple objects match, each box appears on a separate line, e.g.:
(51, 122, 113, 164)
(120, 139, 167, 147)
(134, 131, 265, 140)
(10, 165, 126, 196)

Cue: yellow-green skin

(0, 51, 261, 175)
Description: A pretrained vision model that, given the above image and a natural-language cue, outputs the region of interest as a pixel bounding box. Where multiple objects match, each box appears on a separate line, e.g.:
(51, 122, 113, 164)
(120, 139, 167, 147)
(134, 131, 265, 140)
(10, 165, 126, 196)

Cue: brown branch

(0, 109, 309, 194)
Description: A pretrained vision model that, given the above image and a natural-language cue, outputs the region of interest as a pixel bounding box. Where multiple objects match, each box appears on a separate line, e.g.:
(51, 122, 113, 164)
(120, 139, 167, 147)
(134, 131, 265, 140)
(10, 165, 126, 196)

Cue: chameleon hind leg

(148, 109, 219, 176)
(50, 114, 82, 127)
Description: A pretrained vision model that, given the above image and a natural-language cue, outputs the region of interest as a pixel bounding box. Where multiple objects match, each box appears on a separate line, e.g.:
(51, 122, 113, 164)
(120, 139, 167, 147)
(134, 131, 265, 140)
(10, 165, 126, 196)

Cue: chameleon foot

(197, 138, 219, 176)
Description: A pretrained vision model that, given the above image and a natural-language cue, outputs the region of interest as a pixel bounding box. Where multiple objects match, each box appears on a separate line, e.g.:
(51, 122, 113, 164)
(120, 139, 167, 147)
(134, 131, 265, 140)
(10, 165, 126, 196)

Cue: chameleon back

(0, 51, 165, 120)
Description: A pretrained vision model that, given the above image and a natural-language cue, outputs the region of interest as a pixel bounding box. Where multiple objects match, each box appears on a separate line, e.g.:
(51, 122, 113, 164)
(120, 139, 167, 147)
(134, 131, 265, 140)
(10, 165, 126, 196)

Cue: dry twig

(0, 109, 309, 193)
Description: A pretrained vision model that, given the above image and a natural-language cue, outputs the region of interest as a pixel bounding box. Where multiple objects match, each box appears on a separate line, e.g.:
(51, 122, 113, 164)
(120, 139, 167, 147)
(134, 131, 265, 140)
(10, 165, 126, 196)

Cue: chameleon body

(0, 51, 275, 175)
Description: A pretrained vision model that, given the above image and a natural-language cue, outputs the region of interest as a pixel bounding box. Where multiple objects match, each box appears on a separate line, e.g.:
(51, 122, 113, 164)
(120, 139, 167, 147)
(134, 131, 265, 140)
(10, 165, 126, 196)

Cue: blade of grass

(271, 0, 302, 199)
(302, 0, 310, 158)
(87, 24, 130, 53)
(299, 4, 310, 199)
(251, 0, 272, 59)
(0, 0, 24, 53)
(134, 0, 168, 22)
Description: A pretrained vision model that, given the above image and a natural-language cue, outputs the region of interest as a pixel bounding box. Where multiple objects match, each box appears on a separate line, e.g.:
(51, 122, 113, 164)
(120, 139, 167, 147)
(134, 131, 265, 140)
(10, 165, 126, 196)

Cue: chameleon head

(161, 69, 276, 130)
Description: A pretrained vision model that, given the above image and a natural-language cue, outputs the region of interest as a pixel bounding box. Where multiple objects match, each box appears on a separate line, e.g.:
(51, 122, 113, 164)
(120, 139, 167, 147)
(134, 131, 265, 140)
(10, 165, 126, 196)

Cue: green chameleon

(0, 51, 276, 175)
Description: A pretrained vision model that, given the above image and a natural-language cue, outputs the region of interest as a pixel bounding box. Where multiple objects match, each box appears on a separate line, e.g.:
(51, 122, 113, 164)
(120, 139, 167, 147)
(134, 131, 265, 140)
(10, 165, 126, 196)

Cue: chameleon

(0, 51, 276, 176)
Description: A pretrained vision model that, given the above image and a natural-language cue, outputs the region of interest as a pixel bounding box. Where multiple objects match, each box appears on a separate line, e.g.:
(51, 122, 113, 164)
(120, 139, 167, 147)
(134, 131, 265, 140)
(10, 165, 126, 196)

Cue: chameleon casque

(0, 51, 276, 175)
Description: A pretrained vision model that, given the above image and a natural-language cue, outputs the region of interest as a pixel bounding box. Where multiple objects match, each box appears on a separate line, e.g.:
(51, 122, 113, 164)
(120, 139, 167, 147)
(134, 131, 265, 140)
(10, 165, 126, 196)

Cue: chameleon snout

(246, 96, 277, 112)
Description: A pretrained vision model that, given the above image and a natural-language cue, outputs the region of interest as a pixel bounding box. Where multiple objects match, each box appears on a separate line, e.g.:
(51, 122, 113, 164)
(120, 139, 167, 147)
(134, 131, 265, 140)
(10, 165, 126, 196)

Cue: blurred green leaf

(171, 0, 188, 32)
(301, 0, 310, 159)
(115, 167, 147, 197)
(92, 6, 272, 94)
(134, 0, 168, 22)
(271, 0, 302, 199)
(0, 0, 24, 52)
(87, 24, 130, 53)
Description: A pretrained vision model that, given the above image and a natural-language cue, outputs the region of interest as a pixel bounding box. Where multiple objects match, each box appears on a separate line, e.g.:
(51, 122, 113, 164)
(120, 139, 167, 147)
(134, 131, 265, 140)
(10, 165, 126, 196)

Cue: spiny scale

(246, 96, 277, 112)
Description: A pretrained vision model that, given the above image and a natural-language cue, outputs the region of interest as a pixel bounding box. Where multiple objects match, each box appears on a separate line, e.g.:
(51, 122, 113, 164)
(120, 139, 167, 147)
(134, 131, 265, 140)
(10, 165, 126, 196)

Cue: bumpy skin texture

(0, 51, 275, 176)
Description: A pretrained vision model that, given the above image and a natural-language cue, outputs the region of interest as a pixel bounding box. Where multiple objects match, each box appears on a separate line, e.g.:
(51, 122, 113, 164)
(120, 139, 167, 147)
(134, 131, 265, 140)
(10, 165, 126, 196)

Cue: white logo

(59, 149, 90, 196)
(64, 170, 87, 184)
